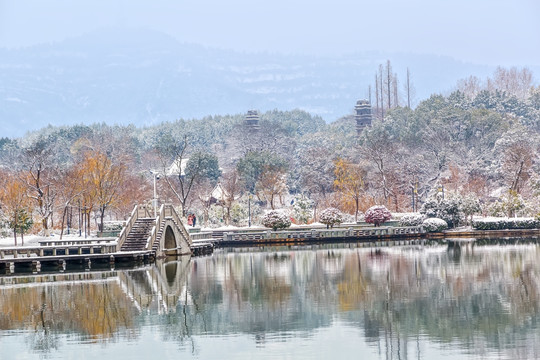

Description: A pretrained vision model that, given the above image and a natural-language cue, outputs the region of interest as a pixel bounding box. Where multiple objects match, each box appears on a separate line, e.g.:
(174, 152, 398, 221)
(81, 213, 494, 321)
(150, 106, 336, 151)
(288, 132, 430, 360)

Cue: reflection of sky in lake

(1, 242, 539, 359)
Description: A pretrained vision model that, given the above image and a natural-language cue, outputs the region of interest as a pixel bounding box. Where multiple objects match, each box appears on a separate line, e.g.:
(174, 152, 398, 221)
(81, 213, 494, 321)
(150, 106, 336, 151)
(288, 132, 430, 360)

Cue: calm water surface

(1, 242, 540, 359)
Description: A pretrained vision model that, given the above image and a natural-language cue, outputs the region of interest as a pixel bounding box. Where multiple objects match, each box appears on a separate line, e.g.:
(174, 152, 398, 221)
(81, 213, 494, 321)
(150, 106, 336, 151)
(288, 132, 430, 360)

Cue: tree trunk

(181, 204, 186, 217)
(393, 72, 399, 107)
(100, 207, 105, 232)
(511, 161, 525, 193)
(386, 60, 392, 109)
(375, 73, 380, 118)
(355, 198, 359, 222)
(379, 65, 384, 120)
(87, 212, 91, 237)
(406, 68, 411, 108)
(270, 194, 275, 210)
(60, 206, 67, 240)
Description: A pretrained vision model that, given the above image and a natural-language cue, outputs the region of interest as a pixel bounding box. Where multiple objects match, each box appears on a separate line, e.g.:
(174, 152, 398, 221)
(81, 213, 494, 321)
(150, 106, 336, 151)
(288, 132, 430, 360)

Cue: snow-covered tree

(255, 167, 288, 210)
(501, 190, 526, 217)
(292, 195, 314, 224)
(319, 207, 343, 228)
(461, 193, 482, 225)
(262, 210, 291, 231)
(420, 190, 464, 228)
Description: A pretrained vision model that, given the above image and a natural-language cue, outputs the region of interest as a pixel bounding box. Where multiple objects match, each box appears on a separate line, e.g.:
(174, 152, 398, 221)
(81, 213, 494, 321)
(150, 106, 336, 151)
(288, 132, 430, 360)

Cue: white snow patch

(0, 234, 103, 248)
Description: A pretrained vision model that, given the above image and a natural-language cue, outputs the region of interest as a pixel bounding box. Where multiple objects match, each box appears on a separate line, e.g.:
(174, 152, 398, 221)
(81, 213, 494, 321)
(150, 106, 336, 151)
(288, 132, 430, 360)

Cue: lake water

(1, 241, 540, 359)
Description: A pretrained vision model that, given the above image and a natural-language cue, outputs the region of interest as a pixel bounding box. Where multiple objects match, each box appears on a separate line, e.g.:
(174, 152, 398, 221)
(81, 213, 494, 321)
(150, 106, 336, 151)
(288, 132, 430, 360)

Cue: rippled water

(1, 241, 540, 359)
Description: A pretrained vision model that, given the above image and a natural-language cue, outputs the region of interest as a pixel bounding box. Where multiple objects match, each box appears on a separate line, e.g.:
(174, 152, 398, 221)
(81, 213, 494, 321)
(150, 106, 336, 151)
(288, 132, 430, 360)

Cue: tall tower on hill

(354, 100, 372, 134)
(244, 110, 260, 131)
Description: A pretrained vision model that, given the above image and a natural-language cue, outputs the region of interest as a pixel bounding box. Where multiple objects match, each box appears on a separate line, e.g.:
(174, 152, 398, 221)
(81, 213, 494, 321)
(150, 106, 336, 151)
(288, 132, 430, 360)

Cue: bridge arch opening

(164, 225, 177, 250)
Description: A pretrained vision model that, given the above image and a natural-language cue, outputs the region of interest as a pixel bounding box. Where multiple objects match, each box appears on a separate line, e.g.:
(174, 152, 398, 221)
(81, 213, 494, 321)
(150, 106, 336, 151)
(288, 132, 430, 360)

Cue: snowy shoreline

(0, 234, 101, 248)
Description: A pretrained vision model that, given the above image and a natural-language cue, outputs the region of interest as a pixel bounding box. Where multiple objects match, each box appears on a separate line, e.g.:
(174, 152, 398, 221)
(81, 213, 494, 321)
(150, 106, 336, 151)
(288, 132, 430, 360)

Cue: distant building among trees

(354, 99, 372, 134)
(244, 110, 260, 131)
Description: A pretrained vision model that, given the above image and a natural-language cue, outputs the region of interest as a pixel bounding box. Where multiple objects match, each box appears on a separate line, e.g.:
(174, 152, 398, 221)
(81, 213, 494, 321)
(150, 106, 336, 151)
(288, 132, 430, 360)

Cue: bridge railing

(117, 205, 139, 251)
(163, 204, 192, 245)
(137, 204, 153, 218)
(145, 204, 166, 251)
(190, 232, 215, 242)
(222, 225, 424, 243)
(1, 242, 118, 259)
(144, 204, 191, 251)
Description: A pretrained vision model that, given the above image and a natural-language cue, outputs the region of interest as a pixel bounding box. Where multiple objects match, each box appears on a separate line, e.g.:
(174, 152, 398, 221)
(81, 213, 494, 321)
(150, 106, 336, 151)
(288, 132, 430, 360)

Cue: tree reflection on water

(0, 242, 540, 359)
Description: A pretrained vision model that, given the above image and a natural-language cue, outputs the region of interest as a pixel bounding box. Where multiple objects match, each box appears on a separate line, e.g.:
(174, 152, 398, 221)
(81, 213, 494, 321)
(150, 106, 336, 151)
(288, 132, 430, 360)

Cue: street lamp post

(150, 170, 160, 218)
(437, 184, 445, 199)
(78, 200, 81, 237)
(248, 195, 252, 227)
(413, 179, 418, 212)
(411, 187, 415, 212)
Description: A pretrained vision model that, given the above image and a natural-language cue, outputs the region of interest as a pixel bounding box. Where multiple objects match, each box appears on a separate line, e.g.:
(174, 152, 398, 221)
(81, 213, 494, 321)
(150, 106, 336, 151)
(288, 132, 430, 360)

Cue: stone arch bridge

(117, 204, 192, 257)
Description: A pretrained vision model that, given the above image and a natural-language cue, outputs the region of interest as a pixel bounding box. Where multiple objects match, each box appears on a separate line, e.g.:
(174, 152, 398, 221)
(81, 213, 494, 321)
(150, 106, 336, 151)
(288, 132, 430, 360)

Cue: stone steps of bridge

(121, 218, 156, 252)
(152, 223, 166, 252)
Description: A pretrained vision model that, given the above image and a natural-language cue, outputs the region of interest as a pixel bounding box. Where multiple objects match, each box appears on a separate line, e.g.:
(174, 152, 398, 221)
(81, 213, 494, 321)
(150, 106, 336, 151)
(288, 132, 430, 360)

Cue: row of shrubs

(472, 217, 540, 230)
(262, 208, 540, 233)
(400, 214, 540, 232)
(397, 213, 446, 233)
(262, 207, 451, 233)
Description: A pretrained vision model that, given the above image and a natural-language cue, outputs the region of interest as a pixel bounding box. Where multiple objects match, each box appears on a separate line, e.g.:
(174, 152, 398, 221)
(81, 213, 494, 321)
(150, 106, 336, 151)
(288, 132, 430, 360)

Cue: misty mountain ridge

(0, 28, 518, 138)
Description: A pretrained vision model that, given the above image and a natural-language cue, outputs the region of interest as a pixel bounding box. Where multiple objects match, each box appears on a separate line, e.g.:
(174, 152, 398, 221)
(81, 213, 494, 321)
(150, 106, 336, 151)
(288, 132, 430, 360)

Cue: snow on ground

(446, 225, 473, 232)
(0, 233, 101, 248)
(199, 222, 331, 233)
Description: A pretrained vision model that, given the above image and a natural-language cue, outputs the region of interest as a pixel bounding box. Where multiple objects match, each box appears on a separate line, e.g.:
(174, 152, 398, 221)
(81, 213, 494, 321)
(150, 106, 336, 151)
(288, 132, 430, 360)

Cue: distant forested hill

(0, 28, 505, 138)
(1, 84, 540, 229)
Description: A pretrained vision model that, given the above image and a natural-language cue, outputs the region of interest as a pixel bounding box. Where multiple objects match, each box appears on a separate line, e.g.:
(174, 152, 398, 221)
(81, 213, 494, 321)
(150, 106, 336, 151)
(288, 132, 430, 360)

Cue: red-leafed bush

(364, 205, 391, 226)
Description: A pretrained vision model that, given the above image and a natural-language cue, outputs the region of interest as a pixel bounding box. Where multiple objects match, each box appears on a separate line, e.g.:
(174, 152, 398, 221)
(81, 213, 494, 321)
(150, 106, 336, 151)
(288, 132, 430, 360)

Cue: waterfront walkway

(4, 213, 540, 275)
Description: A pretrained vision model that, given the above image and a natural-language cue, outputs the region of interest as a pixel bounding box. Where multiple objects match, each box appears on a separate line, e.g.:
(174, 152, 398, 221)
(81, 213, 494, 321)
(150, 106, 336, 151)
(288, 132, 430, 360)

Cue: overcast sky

(0, 0, 539, 66)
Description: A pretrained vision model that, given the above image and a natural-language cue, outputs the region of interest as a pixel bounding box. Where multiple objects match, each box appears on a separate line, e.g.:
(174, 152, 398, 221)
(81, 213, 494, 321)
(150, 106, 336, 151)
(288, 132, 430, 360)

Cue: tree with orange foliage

(75, 150, 127, 232)
(333, 158, 365, 222)
(113, 172, 149, 220)
(0, 173, 32, 245)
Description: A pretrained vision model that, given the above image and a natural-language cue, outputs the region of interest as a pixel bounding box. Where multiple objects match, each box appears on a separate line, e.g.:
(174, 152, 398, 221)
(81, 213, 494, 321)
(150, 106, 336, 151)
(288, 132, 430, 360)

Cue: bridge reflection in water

(0, 256, 191, 349)
(1, 241, 540, 359)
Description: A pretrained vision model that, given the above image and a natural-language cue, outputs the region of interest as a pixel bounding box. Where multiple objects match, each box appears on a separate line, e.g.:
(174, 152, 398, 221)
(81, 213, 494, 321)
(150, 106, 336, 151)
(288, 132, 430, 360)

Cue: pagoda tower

(354, 100, 372, 134)
(244, 110, 260, 131)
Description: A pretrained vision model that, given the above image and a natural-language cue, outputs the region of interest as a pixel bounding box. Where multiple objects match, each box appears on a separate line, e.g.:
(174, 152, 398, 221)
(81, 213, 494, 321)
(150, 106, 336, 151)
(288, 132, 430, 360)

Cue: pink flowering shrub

(262, 210, 291, 231)
(364, 205, 392, 226)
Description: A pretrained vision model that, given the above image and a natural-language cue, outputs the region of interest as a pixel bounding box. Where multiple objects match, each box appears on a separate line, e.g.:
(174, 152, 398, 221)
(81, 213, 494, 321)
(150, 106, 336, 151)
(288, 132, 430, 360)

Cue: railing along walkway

(1, 241, 118, 259)
(221, 226, 424, 244)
